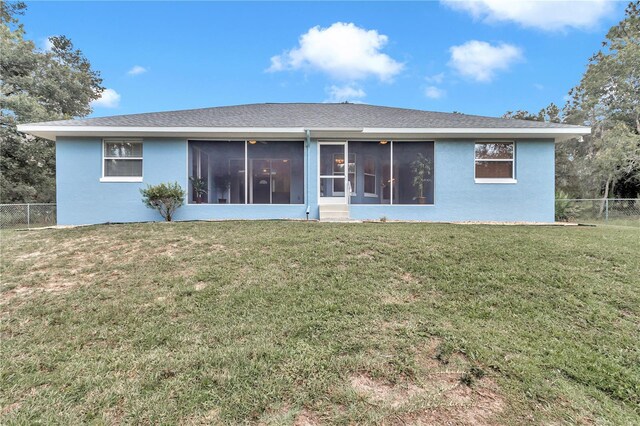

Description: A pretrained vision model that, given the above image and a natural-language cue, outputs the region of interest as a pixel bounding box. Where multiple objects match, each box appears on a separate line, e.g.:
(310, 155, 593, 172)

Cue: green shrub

(140, 182, 185, 222)
(555, 190, 581, 222)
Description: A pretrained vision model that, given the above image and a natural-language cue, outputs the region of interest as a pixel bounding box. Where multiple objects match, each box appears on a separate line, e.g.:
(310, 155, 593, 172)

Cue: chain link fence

(1, 201, 638, 228)
(0, 204, 57, 229)
(556, 199, 640, 227)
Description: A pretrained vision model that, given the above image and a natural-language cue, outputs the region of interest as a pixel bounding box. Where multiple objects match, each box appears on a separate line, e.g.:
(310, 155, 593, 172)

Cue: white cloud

(268, 22, 404, 81)
(441, 0, 614, 31)
(127, 65, 147, 76)
(425, 72, 445, 84)
(91, 88, 121, 108)
(42, 37, 54, 52)
(425, 86, 446, 99)
(325, 84, 367, 103)
(534, 83, 544, 90)
(448, 40, 523, 82)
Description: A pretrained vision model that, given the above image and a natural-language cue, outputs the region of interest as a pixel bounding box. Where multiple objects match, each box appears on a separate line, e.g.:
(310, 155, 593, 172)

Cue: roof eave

(16, 125, 592, 142)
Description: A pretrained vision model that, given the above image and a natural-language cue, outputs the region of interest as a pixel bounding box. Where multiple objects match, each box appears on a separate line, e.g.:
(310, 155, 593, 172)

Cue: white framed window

(474, 142, 516, 184)
(101, 139, 143, 182)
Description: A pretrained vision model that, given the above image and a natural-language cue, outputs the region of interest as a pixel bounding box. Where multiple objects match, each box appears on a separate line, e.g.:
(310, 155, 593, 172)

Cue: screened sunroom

(187, 140, 305, 205)
(319, 141, 435, 205)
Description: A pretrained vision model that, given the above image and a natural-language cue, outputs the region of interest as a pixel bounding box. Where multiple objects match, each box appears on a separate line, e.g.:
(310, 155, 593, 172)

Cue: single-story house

(18, 103, 590, 224)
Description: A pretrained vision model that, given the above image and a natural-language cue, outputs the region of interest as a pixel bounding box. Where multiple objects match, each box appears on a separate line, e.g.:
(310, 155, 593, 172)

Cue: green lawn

(1, 222, 639, 425)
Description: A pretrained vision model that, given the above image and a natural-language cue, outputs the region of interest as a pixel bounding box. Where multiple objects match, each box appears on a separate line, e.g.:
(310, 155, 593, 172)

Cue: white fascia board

(16, 126, 310, 141)
(17, 124, 591, 142)
(361, 127, 591, 140)
(16, 126, 308, 133)
(360, 127, 591, 143)
(15, 126, 366, 141)
(362, 127, 591, 134)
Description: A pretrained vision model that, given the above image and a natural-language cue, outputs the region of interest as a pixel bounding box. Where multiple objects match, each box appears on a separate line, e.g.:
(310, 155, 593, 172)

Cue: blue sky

(22, 1, 627, 118)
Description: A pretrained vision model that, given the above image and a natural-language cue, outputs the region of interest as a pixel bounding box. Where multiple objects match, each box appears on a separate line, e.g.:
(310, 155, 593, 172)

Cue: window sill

(474, 178, 517, 184)
(100, 177, 143, 183)
(186, 203, 307, 206)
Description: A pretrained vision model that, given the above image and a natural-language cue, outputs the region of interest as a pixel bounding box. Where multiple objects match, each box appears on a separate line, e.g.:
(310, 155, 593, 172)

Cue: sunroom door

(318, 142, 348, 205)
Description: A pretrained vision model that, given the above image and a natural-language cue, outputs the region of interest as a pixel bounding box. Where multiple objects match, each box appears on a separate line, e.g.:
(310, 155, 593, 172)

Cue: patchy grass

(1, 221, 639, 425)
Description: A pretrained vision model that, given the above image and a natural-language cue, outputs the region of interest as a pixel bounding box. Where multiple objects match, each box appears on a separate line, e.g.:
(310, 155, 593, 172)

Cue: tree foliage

(504, 2, 640, 199)
(563, 1, 640, 198)
(566, 1, 640, 133)
(504, 103, 561, 123)
(0, 1, 104, 202)
(140, 182, 186, 222)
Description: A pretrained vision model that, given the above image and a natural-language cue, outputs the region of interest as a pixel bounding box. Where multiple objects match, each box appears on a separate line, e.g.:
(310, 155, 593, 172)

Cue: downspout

(305, 129, 311, 220)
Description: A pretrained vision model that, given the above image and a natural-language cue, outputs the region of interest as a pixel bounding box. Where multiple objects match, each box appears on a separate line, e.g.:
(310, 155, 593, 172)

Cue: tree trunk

(598, 176, 611, 217)
(610, 179, 616, 199)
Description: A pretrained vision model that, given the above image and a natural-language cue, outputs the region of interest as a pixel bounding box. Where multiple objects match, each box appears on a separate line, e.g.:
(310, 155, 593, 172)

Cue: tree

(0, 1, 104, 203)
(140, 182, 186, 222)
(563, 1, 640, 199)
(591, 122, 640, 206)
(503, 103, 561, 123)
(503, 2, 640, 200)
(503, 103, 582, 195)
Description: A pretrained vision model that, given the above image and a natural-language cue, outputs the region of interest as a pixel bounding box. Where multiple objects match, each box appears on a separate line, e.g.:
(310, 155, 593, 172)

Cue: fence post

(27, 204, 31, 229)
(605, 199, 609, 222)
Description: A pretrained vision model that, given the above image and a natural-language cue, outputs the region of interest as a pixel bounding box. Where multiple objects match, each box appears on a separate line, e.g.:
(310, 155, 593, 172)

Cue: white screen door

(318, 142, 349, 205)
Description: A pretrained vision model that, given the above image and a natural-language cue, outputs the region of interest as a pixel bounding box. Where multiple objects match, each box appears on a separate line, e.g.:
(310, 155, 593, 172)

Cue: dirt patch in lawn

(350, 338, 505, 425)
(356, 249, 377, 260)
(382, 292, 419, 305)
(350, 374, 424, 408)
(1, 233, 225, 304)
(194, 282, 207, 291)
(1, 401, 21, 416)
(256, 405, 320, 426)
(179, 408, 221, 425)
(401, 272, 418, 283)
(293, 409, 320, 426)
(0, 276, 81, 305)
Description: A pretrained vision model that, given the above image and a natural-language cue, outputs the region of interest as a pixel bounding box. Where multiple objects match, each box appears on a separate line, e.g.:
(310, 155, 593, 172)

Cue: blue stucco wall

(56, 138, 554, 225)
(350, 140, 555, 222)
(57, 138, 189, 225)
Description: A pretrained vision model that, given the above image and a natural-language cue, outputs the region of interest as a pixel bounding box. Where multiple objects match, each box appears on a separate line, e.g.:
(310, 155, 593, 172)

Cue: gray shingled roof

(28, 103, 583, 129)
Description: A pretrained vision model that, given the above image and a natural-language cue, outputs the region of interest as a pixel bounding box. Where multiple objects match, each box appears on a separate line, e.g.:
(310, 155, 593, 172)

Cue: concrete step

(319, 204, 349, 212)
(320, 211, 350, 220)
(319, 204, 350, 221)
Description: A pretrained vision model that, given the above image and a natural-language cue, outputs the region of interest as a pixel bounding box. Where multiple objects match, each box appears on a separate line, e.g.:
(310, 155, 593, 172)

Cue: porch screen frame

(187, 139, 305, 205)
(346, 140, 435, 206)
